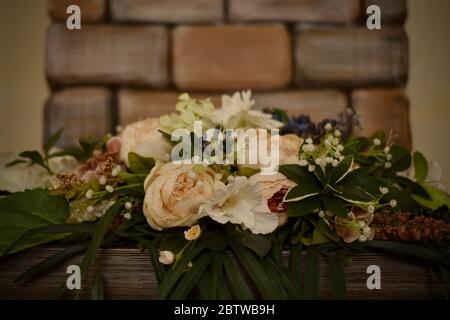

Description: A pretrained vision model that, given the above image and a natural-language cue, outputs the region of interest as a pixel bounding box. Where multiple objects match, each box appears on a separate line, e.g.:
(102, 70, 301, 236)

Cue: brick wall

(45, 0, 411, 149)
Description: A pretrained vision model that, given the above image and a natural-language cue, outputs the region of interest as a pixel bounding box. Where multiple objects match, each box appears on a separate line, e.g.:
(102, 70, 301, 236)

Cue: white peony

(119, 117, 172, 167)
(211, 90, 283, 130)
(199, 176, 278, 234)
(0, 152, 78, 193)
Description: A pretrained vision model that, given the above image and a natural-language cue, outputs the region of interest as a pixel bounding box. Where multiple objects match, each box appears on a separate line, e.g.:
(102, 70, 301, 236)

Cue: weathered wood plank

(0, 247, 433, 299)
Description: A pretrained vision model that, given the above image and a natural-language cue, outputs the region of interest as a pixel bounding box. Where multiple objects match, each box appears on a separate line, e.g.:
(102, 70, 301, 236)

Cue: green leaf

(326, 254, 347, 299)
(412, 184, 450, 210)
(4, 159, 27, 167)
(239, 231, 272, 257)
(0, 189, 70, 256)
(90, 268, 105, 300)
(127, 152, 155, 174)
(80, 201, 122, 278)
(158, 245, 205, 299)
(284, 183, 321, 203)
(304, 246, 320, 299)
(413, 151, 428, 182)
(321, 195, 348, 217)
(19, 151, 45, 167)
(287, 196, 321, 217)
(200, 229, 229, 252)
(364, 240, 450, 267)
(223, 254, 254, 299)
(231, 244, 279, 299)
(279, 165, 319, 186)
(45, 128, 64, 156)
(329, 156, 354, 185)
(144, 241, 165, 285)
(14, 241, 90, 283)
(288, 243, 303, 298)
(386, 145, 412, 174)
(170, 252, 212, 299)
(4, 223, 95, 256)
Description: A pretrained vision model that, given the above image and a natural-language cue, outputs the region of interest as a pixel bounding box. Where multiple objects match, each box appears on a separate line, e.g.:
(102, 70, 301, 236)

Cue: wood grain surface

(0, 247, 435, 300)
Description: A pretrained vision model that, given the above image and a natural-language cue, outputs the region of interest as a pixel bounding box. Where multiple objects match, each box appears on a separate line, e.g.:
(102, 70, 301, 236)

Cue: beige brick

(173, 25, 292, 91)
(48, 0, 106, 22)
(363, 0, 407, 24)
(254, 90, 347, 122)
(352, 88, 411, 149)
(111, 0, 223, 23)
(230, 0, 360, 23)
(295, 27, 408, 87)
(47, 24, 169, 87)
(44, 87, 113, 148)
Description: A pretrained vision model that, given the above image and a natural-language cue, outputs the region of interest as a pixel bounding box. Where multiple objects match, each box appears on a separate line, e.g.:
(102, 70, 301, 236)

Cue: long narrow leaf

(304, 246, 320, 299)
(231, 244, 279, 299)
(145, 241, 165, 285)
(90, 267, 105, 300)
(14, 241, 90, 283)
(80, 202, 122, 277)
(223, 254, 254, 300)
(170, 252, 212, 299)
(158, 245, 204, 299)
(288, 243, 303, 298)
(326, 254, 347, 299)
(364, 240, 450, 267)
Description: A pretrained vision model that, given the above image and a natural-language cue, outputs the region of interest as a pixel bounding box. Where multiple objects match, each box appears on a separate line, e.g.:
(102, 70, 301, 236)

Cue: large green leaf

(329, 156, 353, 185)
(320, 195, 348, 217)
(279, 165, 320, 186)
(326, 254, 347, 299)
(0, 189, 69, 256)
(287, 197, 321, 217)
(412, 184, 450, 210)
(284, 183, 321, 203)
(223, 254, 254, 300)
(386, 145, 412, 174)
(239, 231, 272, 257)
(413, 151, 428, 182)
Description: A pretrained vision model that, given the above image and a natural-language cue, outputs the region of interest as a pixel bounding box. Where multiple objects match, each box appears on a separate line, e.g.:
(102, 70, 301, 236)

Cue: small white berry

(384, 162, 392, 169)
(308, 165, 316, 172)
(368, 205, 375, 213)
(384, 146, 390, 154)
(318, 210, 325, 218)
(389, 199, 398, 208)
(85, 189, 94, 199)
(123, 213, 132, 220)
(125, 202, 132, 210)
(306, 138, 313, 145)
(325, 157, 333, 164)
(332, 138, 339, 146)
(336, 145, 344, 152)
(112, 165, 121, 177)
(386, 154, 393, 161)
(373, 138, 381, 146)
(158, 251, 175, 265)
(315, 158, 323, 166)
(106, 185, 114, 193)
(324, 123, 333, 131)
(358, 220, 366, 227)
(187, 262, 193, 268)
(332, 159, 339, 167)
(334, 130, 341, 137)
(379, 187, 389, 194)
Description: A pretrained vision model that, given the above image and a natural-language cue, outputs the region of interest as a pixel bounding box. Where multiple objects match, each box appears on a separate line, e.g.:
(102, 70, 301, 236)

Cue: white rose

(120, 118, 172, 167)
(143, 163, 222, 230)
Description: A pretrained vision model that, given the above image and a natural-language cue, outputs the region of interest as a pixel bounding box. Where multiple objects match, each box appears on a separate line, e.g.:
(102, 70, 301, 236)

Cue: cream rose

(120, 117, 172, 167)
(279, 134, 303, 165)
(143, 163, 222, 230)
(248, 172, 296, 226)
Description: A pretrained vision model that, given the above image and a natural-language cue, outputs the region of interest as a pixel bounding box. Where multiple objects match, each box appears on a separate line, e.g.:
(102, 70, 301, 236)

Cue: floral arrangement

(0, 90, 449, 299)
